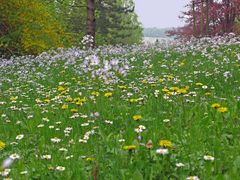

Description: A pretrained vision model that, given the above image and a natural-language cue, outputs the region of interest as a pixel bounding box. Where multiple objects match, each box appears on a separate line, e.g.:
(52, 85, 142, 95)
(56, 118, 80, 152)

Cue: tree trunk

(86, 0, 96, 48)
(200, 0, 205, 36)
(224, 0, 230, 33)
(229, 1, 237, 32)
(206, 0, 209, 35)
(193, 0, 197, 37)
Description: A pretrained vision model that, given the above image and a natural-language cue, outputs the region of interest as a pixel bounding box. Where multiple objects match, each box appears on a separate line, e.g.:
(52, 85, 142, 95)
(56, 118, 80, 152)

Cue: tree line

(0, 0, 142, 56)
(168, 0, 240, 38)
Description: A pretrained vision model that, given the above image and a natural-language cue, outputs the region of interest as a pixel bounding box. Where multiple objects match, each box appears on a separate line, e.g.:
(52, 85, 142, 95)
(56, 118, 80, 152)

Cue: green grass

(0, 44, 240, 179)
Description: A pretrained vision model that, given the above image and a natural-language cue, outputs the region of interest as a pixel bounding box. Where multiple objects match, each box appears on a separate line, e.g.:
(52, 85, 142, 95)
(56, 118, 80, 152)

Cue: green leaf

(132, 169, 143, 180)
(233, 156, 240, 169)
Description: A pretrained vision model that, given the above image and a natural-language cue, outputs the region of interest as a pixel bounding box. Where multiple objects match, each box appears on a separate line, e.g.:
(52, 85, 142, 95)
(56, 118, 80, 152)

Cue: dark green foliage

(96, 0, 143, 45)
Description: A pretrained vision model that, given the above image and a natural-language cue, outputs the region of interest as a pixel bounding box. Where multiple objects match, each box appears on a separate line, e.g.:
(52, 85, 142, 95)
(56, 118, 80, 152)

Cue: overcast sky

(134, 0, 190, 28)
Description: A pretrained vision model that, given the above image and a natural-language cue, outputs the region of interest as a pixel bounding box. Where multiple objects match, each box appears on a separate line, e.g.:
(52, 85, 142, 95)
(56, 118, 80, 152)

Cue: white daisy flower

(176, 162, 185, 167)
(20, 171, 28, 175)
(203, 155, 214, 161)
(55, 166, 65, 171)
(156, 148, 169, 155)
(51, 137, 61, 143)
(16, 134, 24, 140)
(41, 155, 51, 160)
(10, 153, 20, 160)
(186, 176, 200, 180)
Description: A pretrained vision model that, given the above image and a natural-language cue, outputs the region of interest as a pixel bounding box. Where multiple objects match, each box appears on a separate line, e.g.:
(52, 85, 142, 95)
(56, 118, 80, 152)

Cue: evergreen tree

(96, 0, 142, 45)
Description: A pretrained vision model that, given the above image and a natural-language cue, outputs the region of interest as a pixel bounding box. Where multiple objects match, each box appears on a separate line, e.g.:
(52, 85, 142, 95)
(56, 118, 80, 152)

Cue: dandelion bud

(146, 140, 153, 149)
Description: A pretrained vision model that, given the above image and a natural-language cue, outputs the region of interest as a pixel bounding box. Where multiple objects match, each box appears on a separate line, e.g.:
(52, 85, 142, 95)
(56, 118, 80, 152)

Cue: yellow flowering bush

(0, 0, 72, 55)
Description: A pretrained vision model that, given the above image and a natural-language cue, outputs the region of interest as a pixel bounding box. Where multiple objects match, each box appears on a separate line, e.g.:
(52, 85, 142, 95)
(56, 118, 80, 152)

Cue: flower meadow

(0, 35, 240, 179)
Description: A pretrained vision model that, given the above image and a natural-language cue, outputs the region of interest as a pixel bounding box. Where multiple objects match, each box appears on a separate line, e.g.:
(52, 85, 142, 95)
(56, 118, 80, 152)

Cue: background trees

(0, 0, 142, 56)
(168, 0, 240, 38)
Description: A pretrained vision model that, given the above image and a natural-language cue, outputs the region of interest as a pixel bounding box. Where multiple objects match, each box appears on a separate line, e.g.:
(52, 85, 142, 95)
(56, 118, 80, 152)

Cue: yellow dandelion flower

(162, 88, 169, 92)
(10, 96, 18, 101)
(44, 99, 50, 103)
(159, 78, 164, 82)
(104, 92, 113, 98)
(71, 77, 77, 81)
(142, 79, 148, 84)
(61, 104, 68, 110)
(76, 101, 83, 106)
(91, 91, 100, 96)
(129, 99, 138, 103)
(70, 109, 78, 113)
(65, 97, 73, 102)
(74, 97, 87, 105)
(133, 115, 142, 121)
(0, 140, 6, 150)
(58, 86, 65, 92)
(177, 88, 188, 94)
(217, 107, 228, 113)
(118, 85, 127, 89)
(167, 91, 174, 96)
(170, 87, 179, 91)
(48, 166, 55, 170)
(123, 145, 136, 151)
(74, 97, 81, 102)
(167, 75, 174, 81)
(60, 90, 67, 95)
(196, 82, 203, 86)
(179, 62, 185, 66)
(86, 157, 95, 162)
(211, 103, 221, 108)
(159, 140, 172, 148)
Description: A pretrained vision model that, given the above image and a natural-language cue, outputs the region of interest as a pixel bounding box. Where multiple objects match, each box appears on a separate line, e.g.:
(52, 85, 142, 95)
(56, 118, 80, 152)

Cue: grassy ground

(0, 43, 239, 179)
